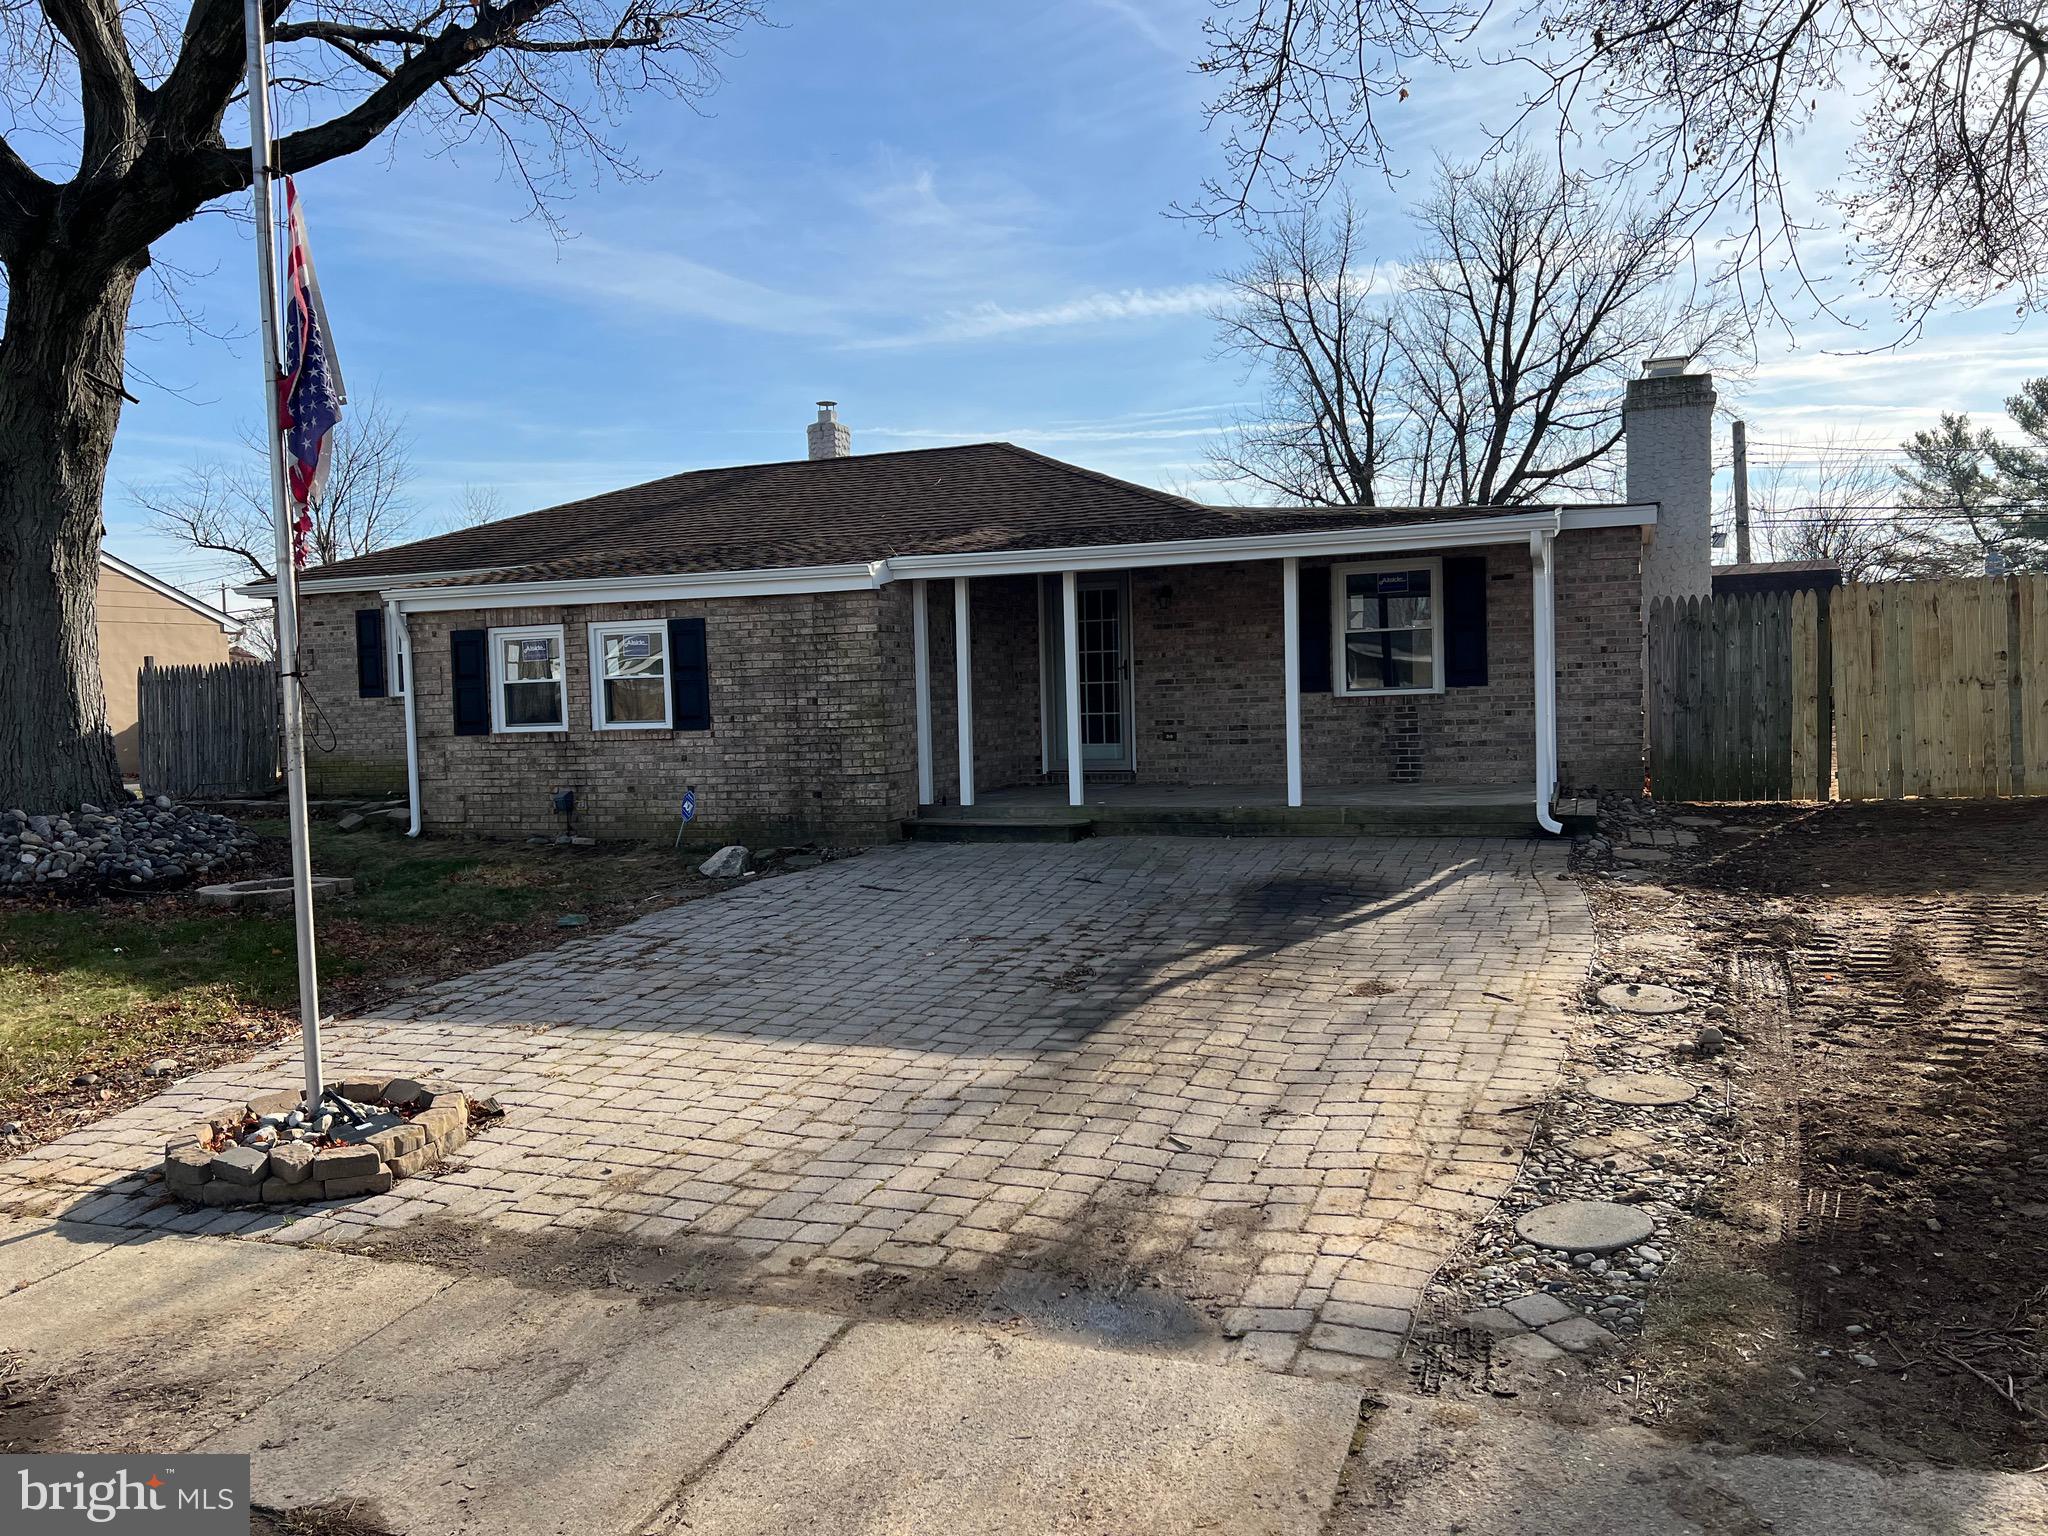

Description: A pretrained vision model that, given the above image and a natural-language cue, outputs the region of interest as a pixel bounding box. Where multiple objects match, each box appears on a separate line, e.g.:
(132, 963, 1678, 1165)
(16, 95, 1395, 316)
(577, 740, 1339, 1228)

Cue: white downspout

(390, 599, 422, 838)
(1530, 530, 1563, 835)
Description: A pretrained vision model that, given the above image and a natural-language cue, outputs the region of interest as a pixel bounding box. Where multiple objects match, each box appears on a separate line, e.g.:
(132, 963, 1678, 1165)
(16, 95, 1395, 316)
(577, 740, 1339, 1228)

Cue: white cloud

(853, 282, 1230, 348)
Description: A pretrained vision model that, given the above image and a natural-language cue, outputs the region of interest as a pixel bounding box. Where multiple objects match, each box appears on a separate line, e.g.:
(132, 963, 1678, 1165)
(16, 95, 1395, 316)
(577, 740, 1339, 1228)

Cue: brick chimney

(1626, 359, 1715, 604)
(807, 400, 851, 461)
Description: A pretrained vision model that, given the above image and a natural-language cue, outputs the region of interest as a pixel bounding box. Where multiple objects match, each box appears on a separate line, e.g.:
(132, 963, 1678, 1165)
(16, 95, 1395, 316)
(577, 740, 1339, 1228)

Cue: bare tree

(451, 482, 509, 530)
(0, 0, 763, 808)
(1212, 153, 1737, 506)
(1211, 197, 1405, 504)
(1747, 436, 1911, 582)
(1190, 1, 2048, 322)
(135, 394, 417, 581)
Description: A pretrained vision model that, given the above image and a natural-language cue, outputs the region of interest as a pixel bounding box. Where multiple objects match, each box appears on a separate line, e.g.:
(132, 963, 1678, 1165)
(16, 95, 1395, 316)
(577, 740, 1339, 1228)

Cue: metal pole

(1732, 419, 1751, 565)
(244, 0, 324, 1114)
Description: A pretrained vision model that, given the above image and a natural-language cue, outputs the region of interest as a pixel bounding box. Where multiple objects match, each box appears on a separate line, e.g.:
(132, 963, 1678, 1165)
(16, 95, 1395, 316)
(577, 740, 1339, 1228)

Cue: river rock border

(160, 1077, 473, 1206)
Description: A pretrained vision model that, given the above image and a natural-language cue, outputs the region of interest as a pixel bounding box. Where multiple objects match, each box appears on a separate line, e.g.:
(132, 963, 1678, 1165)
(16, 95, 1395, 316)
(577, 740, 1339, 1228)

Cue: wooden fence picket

(138, 661, 280, 799)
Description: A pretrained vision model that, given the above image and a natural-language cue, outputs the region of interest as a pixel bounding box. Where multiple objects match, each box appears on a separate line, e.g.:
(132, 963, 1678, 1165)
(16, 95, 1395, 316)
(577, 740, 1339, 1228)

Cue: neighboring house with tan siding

(252, 379, 1712, 847)
(98, 553, 245, 776)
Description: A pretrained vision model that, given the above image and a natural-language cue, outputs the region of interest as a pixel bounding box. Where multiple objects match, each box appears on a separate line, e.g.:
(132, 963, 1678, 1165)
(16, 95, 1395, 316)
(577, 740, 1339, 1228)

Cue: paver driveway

(0, 836, 1590, 1374)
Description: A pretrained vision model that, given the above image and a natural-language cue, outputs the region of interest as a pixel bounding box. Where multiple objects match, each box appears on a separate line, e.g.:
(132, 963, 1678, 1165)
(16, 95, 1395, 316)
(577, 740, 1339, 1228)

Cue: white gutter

(1530, 530, 1563, 835)
(889, 511, 1560, 581)
(387, 600, 423, 837)
(382, 560, 887, 613)
(240, 564, 510, 600)
(1557, 503, 1657, 530)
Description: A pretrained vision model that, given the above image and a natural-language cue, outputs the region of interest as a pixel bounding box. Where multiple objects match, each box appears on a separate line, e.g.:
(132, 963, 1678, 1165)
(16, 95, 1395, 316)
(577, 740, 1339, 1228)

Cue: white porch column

(1282, 556, 1303, 808)
(1061, 570, 1084, 806)
(1530, 531, 1563, 834)
(911, 579, 934, 805)
(954, 575, 975, 807)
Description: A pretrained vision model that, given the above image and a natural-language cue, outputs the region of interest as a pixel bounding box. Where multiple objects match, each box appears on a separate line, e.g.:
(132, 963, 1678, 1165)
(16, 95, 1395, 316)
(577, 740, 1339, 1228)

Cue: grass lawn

(0, 819, 719, 1143)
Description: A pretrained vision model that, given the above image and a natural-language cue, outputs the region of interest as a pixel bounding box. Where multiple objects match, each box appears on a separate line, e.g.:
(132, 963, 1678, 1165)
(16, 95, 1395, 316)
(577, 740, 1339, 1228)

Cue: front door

(1044, 574, 1134, 772)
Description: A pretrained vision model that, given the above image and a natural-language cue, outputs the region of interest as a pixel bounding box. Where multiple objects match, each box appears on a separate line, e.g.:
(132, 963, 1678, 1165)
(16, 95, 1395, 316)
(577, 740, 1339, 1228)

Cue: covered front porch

(897, 510, 1599, 839)
(908, 781, 1595, 840)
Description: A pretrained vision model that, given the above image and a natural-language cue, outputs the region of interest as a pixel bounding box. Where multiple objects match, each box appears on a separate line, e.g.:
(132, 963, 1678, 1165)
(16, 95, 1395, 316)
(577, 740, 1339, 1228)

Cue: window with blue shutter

(1442, 556, 1489, 688)
(354, 608, 387, 698)
(667, 617, 711, 731)
(450, 629, 490, 735)
(1299, 565, 1333, 693)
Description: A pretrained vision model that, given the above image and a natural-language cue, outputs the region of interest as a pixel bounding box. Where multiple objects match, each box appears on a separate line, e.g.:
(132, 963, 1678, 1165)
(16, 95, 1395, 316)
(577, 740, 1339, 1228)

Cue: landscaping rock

(312, 1145, 381, 1181)
(163, 1148, 212, 1189)
(209, 1144, 270, 1186)
(699, 844, 750, 878)
(268, 1143, 316, 1184)
(336, 812, 366, 832)
(144, 1058, 180, 1078)
(0, 798, 253, 895)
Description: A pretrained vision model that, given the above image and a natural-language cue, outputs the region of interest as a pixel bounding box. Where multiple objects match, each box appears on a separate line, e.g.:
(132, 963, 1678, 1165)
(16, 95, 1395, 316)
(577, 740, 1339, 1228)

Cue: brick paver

(0, 836, 1590, 1373)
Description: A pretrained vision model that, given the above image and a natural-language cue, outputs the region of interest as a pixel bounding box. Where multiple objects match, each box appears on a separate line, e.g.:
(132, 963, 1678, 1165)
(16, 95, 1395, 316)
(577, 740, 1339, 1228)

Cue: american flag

(277, 176, 347, 567)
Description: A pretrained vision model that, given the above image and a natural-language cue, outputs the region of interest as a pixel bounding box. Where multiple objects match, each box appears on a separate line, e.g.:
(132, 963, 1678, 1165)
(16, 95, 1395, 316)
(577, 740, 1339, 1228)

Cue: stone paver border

(161, 1078, 473, 1206)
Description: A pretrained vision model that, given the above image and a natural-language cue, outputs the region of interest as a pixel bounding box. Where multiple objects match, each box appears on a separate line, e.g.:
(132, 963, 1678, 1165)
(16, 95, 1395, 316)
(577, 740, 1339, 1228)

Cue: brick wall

(1553, 525, 1646, 791)
(391, 593, 916, 844)
(299, 594, 408, 796)
(923, 575, 1043, 804)
(1099, 531, 1640, 792)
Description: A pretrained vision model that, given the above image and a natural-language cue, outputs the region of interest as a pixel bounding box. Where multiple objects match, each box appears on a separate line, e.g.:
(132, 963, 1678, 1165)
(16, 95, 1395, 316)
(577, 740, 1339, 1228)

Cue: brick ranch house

(256, 367, 1716, 846)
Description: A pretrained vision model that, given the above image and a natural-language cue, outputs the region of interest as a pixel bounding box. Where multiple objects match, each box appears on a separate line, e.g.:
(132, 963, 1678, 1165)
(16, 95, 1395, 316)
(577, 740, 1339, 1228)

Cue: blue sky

(100, 0, 2042, 607)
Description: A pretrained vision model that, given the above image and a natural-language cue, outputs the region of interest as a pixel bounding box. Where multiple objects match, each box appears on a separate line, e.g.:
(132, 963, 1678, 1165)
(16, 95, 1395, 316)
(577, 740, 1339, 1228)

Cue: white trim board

(100, 553, 243, 633)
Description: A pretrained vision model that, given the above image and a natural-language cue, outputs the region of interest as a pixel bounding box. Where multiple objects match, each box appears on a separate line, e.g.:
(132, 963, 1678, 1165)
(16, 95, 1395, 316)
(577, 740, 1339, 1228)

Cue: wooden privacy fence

(1832, 576, 2048, 800)
(1648, 576, 2048, 802)
(138, 660, 280, 798)
(1647, 591, 1825, 801)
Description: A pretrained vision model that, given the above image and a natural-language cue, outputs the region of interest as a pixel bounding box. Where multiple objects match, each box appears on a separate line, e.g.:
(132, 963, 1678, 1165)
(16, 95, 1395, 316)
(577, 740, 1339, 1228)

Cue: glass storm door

(1046, 574, 1133, 771)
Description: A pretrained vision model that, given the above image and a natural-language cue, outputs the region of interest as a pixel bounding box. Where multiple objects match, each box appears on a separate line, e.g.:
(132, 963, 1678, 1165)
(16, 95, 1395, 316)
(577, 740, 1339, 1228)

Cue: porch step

(904, 818, 1095, 844)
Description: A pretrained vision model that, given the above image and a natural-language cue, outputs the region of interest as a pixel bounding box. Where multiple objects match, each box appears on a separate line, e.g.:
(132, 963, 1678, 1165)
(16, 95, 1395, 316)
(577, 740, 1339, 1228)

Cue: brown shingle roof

(301, 442, 1537, 588)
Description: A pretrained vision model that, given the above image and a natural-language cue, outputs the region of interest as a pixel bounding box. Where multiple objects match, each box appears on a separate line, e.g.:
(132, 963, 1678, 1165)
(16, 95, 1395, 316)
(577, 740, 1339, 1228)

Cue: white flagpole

(244, 0, 325, 1116)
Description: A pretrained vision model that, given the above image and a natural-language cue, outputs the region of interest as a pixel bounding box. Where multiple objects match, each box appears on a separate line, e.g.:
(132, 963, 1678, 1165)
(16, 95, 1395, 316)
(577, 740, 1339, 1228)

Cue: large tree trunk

(0, 250, 142, 810)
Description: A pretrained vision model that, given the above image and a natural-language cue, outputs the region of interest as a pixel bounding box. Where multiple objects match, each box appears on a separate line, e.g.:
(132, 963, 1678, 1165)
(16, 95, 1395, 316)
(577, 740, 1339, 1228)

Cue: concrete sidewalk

(0, 1215, 1362, 1535)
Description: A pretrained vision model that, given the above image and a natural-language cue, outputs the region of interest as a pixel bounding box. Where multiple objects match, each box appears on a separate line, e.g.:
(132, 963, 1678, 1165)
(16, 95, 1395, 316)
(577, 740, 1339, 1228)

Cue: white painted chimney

(807, 400, 851, 461)
(1625, 360, 1715, 604)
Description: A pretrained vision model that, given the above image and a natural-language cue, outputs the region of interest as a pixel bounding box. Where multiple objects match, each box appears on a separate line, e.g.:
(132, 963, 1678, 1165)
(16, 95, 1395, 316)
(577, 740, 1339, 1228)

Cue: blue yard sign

(681, 787, 697, 822)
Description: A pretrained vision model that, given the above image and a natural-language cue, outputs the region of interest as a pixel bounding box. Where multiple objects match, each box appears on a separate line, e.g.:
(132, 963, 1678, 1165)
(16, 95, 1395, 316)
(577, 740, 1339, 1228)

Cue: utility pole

(1732, 419, 1752, 565)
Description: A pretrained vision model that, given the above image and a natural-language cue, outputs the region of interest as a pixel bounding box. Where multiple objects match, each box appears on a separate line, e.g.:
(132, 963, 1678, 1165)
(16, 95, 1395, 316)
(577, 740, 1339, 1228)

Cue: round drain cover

(1585, 1072, 1700, 1107)
(1597, 982, 1695, 1015)
(1515, 1200, 1656, 1255)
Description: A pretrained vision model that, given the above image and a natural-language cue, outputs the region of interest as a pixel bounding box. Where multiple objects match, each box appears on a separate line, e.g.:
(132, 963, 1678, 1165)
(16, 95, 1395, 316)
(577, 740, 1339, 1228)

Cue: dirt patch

(250, 1502, 400, 1536)
(0, 1353, 68, 1452)
(1627, 800, 2048, 1471)
(336, 1189, 1250, 1361)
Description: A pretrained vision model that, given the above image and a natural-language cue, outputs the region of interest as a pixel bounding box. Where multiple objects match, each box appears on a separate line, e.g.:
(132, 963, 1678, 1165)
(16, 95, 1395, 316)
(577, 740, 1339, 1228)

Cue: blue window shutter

(450, 629, 490, 735)
(1443, 555, 1488, 688)
(668, 617, 711, 730)
(354, 608, 387, 698)
(1299, 565, 1333, 693)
